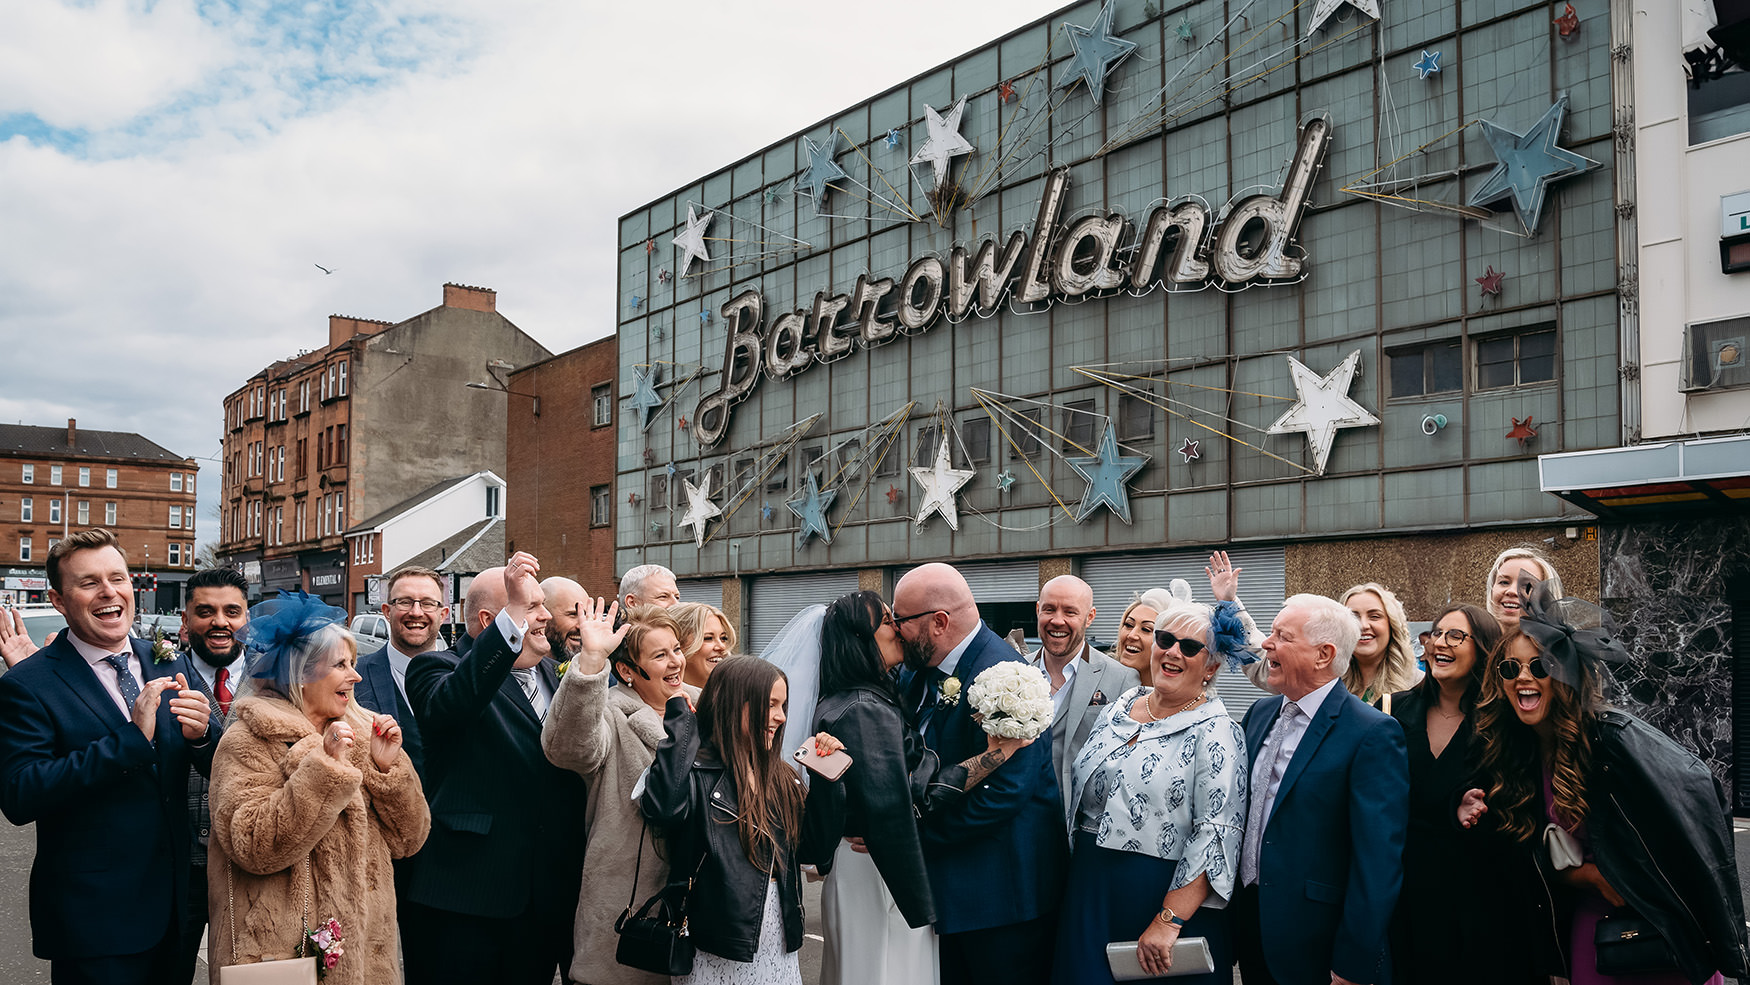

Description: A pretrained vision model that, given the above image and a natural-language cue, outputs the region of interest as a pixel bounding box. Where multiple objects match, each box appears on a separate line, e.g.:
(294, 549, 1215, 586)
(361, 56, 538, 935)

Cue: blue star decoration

(1415, 49, 1441, 79)
(795, 133, 850, 214)
(1065, 423, 1148, 523)
(629, 365, 663, 431)
(886, 129, 902, 150)
(995, 469, 1016, 492)
(1467, 94, 1601, 233)
(760, 501, 774, 521)
(1056, 1, 1138, 107)
(785, 472, 838, 549)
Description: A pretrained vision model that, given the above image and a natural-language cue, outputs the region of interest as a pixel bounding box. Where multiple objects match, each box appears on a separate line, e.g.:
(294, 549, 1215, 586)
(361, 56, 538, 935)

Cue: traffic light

(131, 573, 158, 591)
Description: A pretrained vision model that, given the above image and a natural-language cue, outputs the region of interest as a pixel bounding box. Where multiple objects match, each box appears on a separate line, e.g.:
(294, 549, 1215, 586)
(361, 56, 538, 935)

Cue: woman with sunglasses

(1052, 597, 1252, 984)
(1387, 604, 1513, 984)
(1459, 578, 1747, 985)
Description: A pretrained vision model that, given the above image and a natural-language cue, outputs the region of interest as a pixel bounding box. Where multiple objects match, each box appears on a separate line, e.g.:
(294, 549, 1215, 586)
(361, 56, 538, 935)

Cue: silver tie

(510, 667, 544, 720)
(1239, 701, 1301, 887)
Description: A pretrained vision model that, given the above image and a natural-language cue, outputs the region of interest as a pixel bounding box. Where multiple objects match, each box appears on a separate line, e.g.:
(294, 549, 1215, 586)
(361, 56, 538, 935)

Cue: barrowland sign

(691, 116, 1332, 447)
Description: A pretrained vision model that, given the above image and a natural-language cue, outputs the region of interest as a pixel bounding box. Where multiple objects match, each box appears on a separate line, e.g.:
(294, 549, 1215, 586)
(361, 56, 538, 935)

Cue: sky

(0, 0, 1068, 551)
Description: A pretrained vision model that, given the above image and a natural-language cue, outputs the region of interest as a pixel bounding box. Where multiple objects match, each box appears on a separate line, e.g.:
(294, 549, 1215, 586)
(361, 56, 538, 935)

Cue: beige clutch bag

(218, 958, 318, 985)
(1105, 937, 1215, 980)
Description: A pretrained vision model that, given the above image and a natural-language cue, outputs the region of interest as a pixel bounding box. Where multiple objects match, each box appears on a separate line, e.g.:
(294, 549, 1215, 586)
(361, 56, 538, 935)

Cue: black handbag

(1594, 910, 1677, 976)
(614, 823, 699, 976)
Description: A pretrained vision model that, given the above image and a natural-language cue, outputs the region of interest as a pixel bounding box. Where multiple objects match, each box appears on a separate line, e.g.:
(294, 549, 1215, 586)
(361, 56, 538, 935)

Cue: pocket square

(1090, 690, 1108, 706)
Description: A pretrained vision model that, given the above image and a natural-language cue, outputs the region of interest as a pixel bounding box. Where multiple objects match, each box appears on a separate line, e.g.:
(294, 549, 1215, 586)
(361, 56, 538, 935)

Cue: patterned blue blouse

(1068, 686, 1250, 903)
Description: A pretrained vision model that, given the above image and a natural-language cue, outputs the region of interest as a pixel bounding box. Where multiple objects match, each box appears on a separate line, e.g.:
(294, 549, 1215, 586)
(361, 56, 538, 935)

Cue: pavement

(0, 819, 1742, 984)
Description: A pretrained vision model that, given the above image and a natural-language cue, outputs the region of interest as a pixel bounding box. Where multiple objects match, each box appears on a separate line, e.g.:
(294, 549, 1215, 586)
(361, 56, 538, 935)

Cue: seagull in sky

(314, 263, 336, 275)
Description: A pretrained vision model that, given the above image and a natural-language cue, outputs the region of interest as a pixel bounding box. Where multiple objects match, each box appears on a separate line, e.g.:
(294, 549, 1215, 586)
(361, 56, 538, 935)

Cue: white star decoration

(671, 206, 714, 276)
(1266, 350, 1380, 475)
(1304, 0, 1381, 39)
(910, 98, 975, 191)
(909, 437, 975, 531)
(676, 472, 722, 549)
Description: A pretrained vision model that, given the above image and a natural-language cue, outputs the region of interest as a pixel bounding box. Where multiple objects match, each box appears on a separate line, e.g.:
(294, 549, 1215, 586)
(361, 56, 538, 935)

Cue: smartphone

(793, 745, 852, 781)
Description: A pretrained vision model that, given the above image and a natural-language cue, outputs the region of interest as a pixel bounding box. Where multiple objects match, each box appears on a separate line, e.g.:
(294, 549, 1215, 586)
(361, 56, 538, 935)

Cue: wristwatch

(1158, 907, 1186, 927)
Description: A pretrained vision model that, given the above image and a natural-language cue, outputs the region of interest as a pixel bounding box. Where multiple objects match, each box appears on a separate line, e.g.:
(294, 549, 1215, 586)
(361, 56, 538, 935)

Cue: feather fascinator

(240, 590, 349, 687)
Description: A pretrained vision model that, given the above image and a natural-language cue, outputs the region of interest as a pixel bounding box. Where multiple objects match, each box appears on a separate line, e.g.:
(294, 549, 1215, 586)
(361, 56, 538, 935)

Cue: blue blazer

(0, 634, 219, 960)
(907, 624, 1067, 934)
(1240, 684, 1408, 985)
(354, 644, 425, 778)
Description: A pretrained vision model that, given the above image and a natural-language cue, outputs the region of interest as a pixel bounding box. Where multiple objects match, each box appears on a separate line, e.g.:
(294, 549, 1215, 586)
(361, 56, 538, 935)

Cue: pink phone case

(794, 746, 853, 781)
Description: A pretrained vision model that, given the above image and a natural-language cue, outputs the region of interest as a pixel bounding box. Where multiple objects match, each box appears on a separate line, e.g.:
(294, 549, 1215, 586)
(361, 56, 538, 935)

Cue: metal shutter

(675, 579, 723, 608)
(958, 560, 1041, 601)
(1081, 546, 1287, 720)
(747, 570, 861, 657)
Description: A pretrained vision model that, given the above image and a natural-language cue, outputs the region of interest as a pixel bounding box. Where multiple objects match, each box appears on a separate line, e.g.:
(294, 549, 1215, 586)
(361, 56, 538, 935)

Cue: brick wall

(0, 455, 200, 577)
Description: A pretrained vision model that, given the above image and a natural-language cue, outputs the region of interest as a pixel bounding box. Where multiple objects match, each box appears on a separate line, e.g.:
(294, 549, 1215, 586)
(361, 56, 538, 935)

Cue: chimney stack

(328, 315, 390, 349)
(67, 418, 76, 448)
(442, 282, 497, 313)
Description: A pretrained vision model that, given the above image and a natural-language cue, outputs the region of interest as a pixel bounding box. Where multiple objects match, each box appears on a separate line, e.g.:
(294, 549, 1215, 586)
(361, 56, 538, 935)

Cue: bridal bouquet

(966, 662, 1053, 740)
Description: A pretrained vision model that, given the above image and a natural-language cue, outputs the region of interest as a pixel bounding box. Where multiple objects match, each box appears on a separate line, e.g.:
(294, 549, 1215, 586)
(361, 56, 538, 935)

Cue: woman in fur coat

(208, 593, 430, 985)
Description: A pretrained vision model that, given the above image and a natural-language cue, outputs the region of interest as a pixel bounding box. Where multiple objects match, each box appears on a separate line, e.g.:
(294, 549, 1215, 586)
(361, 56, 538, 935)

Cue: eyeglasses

(388, 598, 442, 613)
(1497, 657, 1550, 680)
(891, 609, 943, 627)
(1153, 629, 1207, 658)
(1428, 628, 1471, 645)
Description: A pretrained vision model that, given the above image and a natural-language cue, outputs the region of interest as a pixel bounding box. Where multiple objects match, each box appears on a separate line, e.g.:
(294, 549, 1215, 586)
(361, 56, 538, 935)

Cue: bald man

(402, 553, 587, 985)
(540, 577, 587, 660)
(892, 562, 1068, 985)
(1025, 575, 1139, 825)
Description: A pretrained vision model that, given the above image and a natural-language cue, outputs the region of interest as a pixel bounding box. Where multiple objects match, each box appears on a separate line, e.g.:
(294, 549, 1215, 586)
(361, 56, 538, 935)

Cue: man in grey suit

(1025, 575, 1139, 824)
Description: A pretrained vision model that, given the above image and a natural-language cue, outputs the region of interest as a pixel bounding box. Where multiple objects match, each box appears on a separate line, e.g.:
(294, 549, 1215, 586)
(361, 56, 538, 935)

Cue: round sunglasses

(1153, 629, 1206, 658)
(1496, 657, 1550, 680)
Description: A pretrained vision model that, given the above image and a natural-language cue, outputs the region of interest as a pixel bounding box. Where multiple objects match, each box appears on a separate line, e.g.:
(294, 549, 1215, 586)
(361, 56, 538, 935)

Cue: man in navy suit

(354, 564, 445, 777)
(0, 529, 219, 985)
(400, 552, 585, 985)
(892, 562, 1067, 985)
(1234, 593, 1408, 985)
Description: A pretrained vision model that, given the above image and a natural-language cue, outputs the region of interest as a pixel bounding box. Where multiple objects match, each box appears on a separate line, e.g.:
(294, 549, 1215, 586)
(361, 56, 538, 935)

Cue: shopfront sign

(691, 116, 1331, 446)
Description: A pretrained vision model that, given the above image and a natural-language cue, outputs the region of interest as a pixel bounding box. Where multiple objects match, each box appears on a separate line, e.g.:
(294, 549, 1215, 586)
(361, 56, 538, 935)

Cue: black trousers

(400, 900, 572, 985)
(51, 929, 180, 985)
(173, 862, 209, 985)
(940, 912, 1056, 985)
(1232, 883, 1282, 985)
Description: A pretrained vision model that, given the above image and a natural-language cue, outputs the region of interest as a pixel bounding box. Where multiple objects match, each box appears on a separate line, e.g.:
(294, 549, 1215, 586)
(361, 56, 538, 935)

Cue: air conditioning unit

(1680, 317, 1750, 391)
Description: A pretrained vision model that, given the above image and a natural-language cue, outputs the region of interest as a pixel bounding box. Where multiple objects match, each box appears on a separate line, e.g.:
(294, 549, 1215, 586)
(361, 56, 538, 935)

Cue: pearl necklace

(1138, 689, 1207, 723)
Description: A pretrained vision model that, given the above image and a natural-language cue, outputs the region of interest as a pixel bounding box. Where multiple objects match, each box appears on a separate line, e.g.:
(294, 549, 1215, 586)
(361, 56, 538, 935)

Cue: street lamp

(465, 380, 541, 416)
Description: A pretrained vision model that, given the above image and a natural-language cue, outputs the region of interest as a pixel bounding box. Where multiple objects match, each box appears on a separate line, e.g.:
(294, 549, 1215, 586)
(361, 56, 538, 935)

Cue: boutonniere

(150, 629, 177, 665)
(938, 676, 961, 708)
(555, 660, 570, 679)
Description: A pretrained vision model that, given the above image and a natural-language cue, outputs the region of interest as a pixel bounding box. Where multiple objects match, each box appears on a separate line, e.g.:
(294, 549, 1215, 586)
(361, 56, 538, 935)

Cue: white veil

(759, 603, 826, 783)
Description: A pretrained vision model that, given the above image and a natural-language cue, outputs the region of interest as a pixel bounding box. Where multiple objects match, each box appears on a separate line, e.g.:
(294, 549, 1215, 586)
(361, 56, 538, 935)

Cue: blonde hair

(1485, 547, 1564, 621)
(1338, 583, 1419, 703)
(669, 602, 737, 656)
(1120, 588, 1176, 628)
(243, 623, 374, 730)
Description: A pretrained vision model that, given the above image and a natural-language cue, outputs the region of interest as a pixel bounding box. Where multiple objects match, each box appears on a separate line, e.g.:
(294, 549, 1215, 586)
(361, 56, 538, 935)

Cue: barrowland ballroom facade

(613, 1, 1660, 745)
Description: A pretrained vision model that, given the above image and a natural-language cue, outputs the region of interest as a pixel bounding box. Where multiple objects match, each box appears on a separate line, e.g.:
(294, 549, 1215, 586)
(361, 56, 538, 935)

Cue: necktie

(511, 668, 544, 720)
(913, 668, 945, 737)
(214, 667, 234, 716)
(105, 654, 141, 712)
(1240, 701, 1302, 887)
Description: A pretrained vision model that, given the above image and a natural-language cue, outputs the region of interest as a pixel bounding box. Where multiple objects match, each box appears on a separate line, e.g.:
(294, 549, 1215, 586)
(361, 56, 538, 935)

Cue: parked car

(349, 613, 390, 648)
(12, 603, 69, 646)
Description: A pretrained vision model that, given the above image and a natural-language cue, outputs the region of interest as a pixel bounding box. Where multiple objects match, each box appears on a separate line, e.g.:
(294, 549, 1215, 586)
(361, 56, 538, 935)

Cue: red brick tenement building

(505, 335, 617, 595)
(0, 420, 199, 609)
(218, 283, 550, 606)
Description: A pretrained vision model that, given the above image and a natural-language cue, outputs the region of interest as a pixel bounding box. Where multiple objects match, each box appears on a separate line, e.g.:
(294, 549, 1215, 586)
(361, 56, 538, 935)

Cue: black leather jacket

(798, 685, 968, 929)
(640, 697, 804, 963)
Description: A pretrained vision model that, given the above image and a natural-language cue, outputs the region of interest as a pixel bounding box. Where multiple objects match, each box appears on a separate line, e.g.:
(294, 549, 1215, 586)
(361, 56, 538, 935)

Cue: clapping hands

(133, 673, 211, 743)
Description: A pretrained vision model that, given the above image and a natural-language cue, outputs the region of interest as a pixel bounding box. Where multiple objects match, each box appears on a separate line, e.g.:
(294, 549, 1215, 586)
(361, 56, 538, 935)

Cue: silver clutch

(1105, 937, 1215, 981)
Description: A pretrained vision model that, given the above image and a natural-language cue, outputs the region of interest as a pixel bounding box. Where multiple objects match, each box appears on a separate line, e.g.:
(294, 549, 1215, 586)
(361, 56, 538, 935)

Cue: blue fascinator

(240, 590, 349, 687)
(1210, 600, 1257, 670)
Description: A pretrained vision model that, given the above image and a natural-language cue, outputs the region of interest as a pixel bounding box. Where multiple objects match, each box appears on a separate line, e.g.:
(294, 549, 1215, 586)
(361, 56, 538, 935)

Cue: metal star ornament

(909, 437, 975, 531)
(1467, 94, 1601, 233)
(910, 98, 976, 192)
(1178, 437, 1202, 463)
(885, 484, 901, 505)
(796, 134, 850, 213)
(785, 472, 838, 549)
(995, 469, 1016, 492)
(885, 129, 902, 150)
(1066, 423, 1149, 523)
(1415, 50, 1442, 79)
(630, 365, 663, 430)
(1304, 0, 1381, 38)
(1554, 2, 1580, 38)
(671, 206, 715, 276)
(761, 501, 774, 521)
(1476, 265, 1506, 297)
(1056, 2, 1139, 106)
(1507, 416, 1539, 446)
(676, 473, 723, 549)
(1266, 350, 1381, 475)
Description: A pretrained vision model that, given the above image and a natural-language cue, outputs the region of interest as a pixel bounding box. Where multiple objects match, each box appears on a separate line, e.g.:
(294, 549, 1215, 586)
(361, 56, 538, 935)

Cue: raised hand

(504, 551, 541, 616)
(323, 720, 355, 761)
(1205, 550, 1243, 602)
(1457, 788, 1488, 828)
(0, 607, 39, 668)
(165, 673, 213, 741)
(574, 592, 628, 674)
(369, 714, 403, 771)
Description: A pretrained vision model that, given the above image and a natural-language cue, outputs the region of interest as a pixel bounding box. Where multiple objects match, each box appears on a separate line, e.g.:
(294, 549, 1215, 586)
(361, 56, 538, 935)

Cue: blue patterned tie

(914, 668, 945, 737)
(105, 654, 141, 711)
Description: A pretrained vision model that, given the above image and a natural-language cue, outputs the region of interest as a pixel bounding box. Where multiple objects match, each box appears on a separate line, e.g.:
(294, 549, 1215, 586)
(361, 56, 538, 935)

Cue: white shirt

(384, 642, 416, 710)
(1028, 644, 1083, 717)
(935, 622, 983, 679)
(1259, 677, 1342, 816)
(191, 651, 248, 698)
(67, 632, 145, 719)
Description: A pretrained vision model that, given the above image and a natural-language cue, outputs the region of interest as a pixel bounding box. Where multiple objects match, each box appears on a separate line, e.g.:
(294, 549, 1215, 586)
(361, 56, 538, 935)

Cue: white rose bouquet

(965, 661, 1053, 740)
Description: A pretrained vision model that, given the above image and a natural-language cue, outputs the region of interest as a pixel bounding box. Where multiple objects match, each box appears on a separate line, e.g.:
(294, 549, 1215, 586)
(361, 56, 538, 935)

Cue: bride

(769, 591, 1034, 985)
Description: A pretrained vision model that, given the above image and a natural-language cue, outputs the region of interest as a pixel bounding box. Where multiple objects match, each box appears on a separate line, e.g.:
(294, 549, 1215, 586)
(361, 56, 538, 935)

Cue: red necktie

(215, 667, 233, 716)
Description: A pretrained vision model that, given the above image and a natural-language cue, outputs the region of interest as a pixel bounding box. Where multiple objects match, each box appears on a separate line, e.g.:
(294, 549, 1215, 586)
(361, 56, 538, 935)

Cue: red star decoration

(1554, 3, 1579, 38)
(885, 485, 901, 505)
(627, 492, 641, 506)
(998, 80, 1016, 103)
(1476, 265, 1506, 297)
(1507, 416, 1539, 445)
(677, 415, 689, 431)
(645, 239, 656, 254)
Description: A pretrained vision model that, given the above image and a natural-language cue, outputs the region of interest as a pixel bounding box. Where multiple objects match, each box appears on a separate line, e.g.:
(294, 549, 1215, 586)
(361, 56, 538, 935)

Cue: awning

(1538, 435, 1750, 517)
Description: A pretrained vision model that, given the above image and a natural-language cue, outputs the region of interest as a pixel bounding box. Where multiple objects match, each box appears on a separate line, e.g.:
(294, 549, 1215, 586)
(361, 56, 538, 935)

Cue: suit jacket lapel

(49, 638, 131, 726)
(1273, 686, 1342, 813)
(1246, 695, 1284, 763)
(501, 672, 541, 727)
(1063, 645, 1100, 730)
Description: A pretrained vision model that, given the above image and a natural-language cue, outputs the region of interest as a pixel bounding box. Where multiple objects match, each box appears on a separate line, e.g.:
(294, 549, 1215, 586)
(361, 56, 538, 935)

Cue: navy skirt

(1051, 829, 1233, 985)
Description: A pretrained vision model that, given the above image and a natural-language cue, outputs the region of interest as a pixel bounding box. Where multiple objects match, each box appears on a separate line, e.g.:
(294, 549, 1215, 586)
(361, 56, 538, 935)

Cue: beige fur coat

(208, 696, 430, 985)
(543, 664, 700, 985)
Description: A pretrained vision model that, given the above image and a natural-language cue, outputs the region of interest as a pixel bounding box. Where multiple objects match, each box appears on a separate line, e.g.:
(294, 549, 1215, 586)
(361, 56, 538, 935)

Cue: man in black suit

(892, 562, 1067, 985)
(401, 552, 585, 985)
(354, 564, 445, 777)
(0, 529, 219, 985)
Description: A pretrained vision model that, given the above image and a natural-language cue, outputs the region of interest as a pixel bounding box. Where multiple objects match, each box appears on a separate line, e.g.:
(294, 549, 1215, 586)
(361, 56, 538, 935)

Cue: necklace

(1139, 689, 1206, 723)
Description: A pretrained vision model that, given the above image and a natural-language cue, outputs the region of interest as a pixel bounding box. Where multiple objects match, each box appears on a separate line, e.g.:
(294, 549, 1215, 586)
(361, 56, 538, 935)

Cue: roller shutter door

(747, 570, 861, 657)
(675, 579, 723, 608)
(1081, 546, 1287, 719)
(957, 560, 1041, 601)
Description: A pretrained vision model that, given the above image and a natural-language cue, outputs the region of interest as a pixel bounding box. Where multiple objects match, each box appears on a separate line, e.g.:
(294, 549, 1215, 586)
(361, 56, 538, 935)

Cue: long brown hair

(1413, 604, 1502, 712)
(693, 655, 803, 870)
(1471, 630, 1602, 842)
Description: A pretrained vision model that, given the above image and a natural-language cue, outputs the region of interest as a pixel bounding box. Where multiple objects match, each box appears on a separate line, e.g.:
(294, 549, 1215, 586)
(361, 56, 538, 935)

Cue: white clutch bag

(218, 958, 317, 985)
(1543, 822, 1584, 870)
(1105, 938, 1215, 980)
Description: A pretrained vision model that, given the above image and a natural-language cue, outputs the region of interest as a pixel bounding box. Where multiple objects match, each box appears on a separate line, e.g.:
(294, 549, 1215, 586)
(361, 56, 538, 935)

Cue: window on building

(335, 425, 347, 464)
(1390, 340, 1464, 398)
(21, 464, 32, 484)
(299, 380, 310, 413)
(1062, 399, 1097, 452)
(78, 467, 90, 487)
(105, 468, 116, 489)
(1010, 408, 1045, 460)
(184, 543, 193, 565)
(296, 439, 307, 477)
(185, 507, 194, 530)
(963, 418, 992, 465)
(187, 473, 195, 495)
(650, 474, 669, 510)
(706, 462, 726, 501)
(276, 447, 285, 481)
(873, 431, 901, 477)
(18, 537, 30, 562)
(296, 502, 306, 541)
(47, 499, 57, 524)
(734, 457, 756, 492)
(171, 473, 183, 492)
(105, 502, 116, 525)
(321, 369, 330, 401)
(49, 465, 61, 486)
(1117, 393, 1154, 442)
(168, 543, 181, 566)
(332, 496, 344, 533)
(1476, 327, 1557, 390)
(592, 384, 612, 427)
(19, 497, 31, 522)
(76, 501, 88, 525)
(170, 506, 181, 529)
(273, 508, 282, 546)
(320, 495, 329, 536)
(799, 446, 822, 486)
(591, 485, 612, 526)
(764, 457, 788, 493)
(46, 538, 58, 552)
(486, 485, 500, 517)
(337, 361, 347, 396)
(915, 425, 941, 467)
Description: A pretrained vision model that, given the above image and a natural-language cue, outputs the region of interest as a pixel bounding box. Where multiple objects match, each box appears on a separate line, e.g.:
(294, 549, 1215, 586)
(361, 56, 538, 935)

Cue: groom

(891, 562, 1067, 985)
